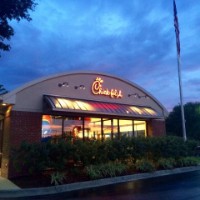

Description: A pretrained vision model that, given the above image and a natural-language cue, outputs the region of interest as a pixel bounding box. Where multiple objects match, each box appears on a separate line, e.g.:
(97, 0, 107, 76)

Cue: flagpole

(173, 0, 187, 141)
(177, 54, 187, 141)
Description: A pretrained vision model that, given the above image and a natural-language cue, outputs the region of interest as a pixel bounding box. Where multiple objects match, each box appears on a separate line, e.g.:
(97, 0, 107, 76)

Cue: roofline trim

(2, 70, 168, 115)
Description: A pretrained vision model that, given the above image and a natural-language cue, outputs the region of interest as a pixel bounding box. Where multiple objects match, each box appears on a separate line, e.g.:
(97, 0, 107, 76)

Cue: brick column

(1, 110, 42, 178)
(149, 119, 166, 137)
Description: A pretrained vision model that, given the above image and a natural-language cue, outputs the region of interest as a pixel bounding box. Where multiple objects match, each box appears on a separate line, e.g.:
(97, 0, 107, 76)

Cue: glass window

(41, 115, 148, 141)
(112, 119, 119, 139)
(134, 120, 146, 137)
(63, 117, 83, 139)
(119, 119, 133, 137)
(41, 115, 62, 139)
(85, 118, 102, 140)
(102, 118, 112, 139)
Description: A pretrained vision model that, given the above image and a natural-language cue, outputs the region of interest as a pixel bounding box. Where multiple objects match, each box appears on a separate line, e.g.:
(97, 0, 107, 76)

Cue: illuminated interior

(41, 115, 147, 140)
(41, 95, 158, 140)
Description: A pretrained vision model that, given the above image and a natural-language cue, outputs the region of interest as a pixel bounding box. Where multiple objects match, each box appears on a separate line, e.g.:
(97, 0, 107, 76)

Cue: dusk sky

(1, 0, 200, 111)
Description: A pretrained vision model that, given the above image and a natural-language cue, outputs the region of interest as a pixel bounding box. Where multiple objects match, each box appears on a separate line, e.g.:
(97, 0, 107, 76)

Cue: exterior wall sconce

(58, 82, 69, 87)
(74, 85, 86, 90)
(128, 93, 149, 99)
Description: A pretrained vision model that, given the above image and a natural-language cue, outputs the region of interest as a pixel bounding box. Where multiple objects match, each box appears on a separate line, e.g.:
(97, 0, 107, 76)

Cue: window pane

(85, 118, 101, 140)
(112, 119, 119, 139)
(103, 118, 112, 139)
(119, 119, 133, 137)
(134, 120, 146, 137)
(41, 115, 62, 139)
(64, 117, 83, 139)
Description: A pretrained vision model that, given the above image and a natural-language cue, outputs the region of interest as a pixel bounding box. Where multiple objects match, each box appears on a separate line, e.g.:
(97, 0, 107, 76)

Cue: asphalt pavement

(0, 166, 200, 199)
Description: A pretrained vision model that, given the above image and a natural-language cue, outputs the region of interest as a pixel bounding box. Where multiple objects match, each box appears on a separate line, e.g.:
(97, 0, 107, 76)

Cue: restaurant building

(0, 71, 168, 178)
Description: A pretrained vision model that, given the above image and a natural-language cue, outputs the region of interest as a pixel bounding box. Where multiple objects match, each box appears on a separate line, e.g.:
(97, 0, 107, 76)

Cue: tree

(0, 84, 8, 95)
(0, 0, 37, 55)
(166, 102, 200, 140)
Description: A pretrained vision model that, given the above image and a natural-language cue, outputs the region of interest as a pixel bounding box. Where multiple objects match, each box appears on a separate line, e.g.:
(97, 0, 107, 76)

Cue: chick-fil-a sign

(91, 77, 123, 98)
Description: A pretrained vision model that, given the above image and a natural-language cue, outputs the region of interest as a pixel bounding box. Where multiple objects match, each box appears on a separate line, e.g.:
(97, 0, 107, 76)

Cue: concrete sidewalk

(0, 176, 21, 190)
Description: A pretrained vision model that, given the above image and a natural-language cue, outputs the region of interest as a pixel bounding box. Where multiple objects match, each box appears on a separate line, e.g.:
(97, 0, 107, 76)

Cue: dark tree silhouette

(166, 102, 200, 140)
(0, 84, 8, 95)
(0, 0, 37, 55)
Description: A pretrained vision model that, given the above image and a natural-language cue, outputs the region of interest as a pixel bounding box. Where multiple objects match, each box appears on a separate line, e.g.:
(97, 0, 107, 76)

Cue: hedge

(12, 136, 200, 175)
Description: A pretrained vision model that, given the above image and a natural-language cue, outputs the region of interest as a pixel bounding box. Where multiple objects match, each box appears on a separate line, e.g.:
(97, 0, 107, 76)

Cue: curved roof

(1, 70, 168, 117)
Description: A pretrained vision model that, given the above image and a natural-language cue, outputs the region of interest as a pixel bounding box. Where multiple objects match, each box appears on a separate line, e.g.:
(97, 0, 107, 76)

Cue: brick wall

(1, 113, 11, 178)
(150, 119, 166, 137)
(1, 110, 42, 178)
(10, 111, 42, 147)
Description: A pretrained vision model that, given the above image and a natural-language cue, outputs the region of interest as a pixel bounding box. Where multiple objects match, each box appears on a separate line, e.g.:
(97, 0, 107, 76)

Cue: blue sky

(1, 0, 200, 111)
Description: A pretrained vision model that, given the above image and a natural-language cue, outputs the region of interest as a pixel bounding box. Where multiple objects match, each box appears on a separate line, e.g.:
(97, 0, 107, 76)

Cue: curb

(1, 166, 200, 198)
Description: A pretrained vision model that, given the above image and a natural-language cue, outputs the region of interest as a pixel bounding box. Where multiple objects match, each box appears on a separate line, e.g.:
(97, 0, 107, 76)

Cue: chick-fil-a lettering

(92, 77, 123, 98)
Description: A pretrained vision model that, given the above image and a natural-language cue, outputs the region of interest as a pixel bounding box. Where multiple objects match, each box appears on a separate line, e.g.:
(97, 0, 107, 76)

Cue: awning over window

(43, 95, 162, 118)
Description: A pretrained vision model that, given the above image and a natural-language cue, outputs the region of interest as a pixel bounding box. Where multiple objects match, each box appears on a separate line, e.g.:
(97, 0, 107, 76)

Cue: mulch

(10, 170, 90, 188)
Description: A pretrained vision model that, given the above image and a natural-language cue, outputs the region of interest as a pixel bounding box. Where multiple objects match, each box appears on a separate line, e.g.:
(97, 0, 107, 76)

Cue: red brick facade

(10, 111, 42, 147)
(1, 111, 42, 178)
(149, 119, 166, 137)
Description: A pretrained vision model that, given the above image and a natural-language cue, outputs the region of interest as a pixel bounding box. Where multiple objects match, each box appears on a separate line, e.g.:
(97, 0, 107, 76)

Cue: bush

(135, 159, 155, 172)
(150, 136, 187, 159)
(185, 140, 199, 156)
(176, 157, 200, 167)
(12, 141, 50, 174)
(85, 162, 127, 180)
(157, 158, 176, 170)
(12, 139, 74, 174)
(50, 171, 66, 186)
(85, 165, 102, 180)
(129, 137, 147, 160)
(12, 136, 199, 178)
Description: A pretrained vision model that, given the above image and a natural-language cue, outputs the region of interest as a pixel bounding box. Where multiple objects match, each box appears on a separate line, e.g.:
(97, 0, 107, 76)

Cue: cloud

(0, 0, 200, 110)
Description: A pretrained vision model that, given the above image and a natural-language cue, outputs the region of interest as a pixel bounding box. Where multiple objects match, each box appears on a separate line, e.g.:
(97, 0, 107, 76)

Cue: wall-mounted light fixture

(74, 85, 86, 90)
(128, 93, 149, 99)
(58, 82, 69, 87)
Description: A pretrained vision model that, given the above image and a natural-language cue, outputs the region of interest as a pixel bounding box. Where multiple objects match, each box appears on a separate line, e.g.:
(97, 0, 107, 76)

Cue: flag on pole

(173, 0, 180, 57)
(173, 0, 187, 141)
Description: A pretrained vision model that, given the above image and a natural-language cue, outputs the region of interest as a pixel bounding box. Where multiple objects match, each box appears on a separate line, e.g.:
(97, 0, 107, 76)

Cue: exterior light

(58, 82, 69, 87)
(128, 93, 139, 98)
(128, 93, 148, 99)
(75, 85, 86, 90)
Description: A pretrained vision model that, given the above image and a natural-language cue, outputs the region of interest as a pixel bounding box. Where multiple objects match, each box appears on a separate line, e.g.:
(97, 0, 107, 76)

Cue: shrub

(135, 159, 155, 172)
(12, 139, 74, 174)
(12, 136, 200, 178)
(47, 140, 69, 171)
(85, 165, 102, 180)
(185, 140, 199, 156)
(129, 137, 147, 160)
(151, 136, 185, 159)
(12, 141, 50, 174)
(50, 171, 66, 186)
(176, 157, 200, 167)
(73, 139, 108, 166)
(85, 162, 127, 180)
(157, 158, 176, 170)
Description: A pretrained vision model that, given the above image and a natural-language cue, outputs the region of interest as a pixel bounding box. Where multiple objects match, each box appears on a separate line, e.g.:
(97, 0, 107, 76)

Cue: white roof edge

(2, 70, 168, 116)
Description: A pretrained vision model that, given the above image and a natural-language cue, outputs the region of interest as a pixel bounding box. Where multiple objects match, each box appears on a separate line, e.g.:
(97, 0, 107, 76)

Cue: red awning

(43, 95, 162, 119)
